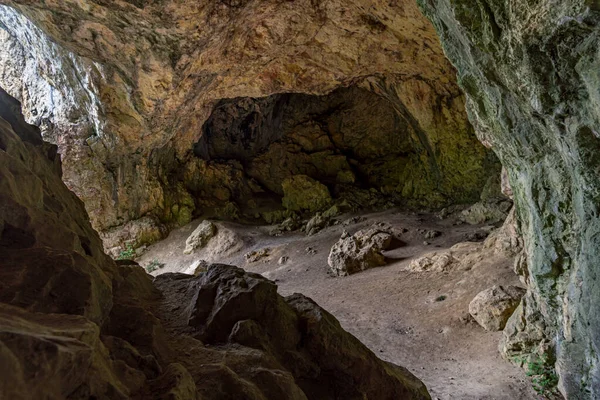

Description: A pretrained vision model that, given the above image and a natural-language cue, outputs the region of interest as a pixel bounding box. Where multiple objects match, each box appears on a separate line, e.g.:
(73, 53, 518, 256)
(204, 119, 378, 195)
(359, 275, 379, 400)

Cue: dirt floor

(138, 209, 539, 400)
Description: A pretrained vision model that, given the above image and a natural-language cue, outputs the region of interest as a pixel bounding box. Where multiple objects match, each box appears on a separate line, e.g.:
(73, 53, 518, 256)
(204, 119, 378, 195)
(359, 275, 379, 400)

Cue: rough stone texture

(328, 226, 394, 276)
(469, 285, 527, 332)
(155, 264, 431, 400)
(197, 86, 498, 213)
(0, 87, 430, 400)
(417, 0, 600, 396)
(459, 199, 512, 225)
(183, 220, 217, 255)
(281, 175, 332, 213)
(304, 212, 333, 236)
(0, 0, 497, 248)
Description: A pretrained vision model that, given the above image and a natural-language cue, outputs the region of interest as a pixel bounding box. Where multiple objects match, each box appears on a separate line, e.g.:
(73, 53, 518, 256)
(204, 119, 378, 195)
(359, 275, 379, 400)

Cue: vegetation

(116, 243, 136, 260)
(512, 354, 559, 397)
(145, 259, 164, 273)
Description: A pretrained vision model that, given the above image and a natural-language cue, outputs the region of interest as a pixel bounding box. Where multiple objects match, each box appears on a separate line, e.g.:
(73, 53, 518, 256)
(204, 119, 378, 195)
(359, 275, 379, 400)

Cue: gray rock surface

(183, 220, 217, 254)
(418, 0, 600, 396)
(328, 226, 394, 276)
(469, 286, 526, 332)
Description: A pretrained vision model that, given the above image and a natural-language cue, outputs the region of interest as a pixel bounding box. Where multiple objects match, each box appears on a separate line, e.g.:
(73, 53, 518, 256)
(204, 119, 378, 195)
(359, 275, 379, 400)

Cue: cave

(1, 1, 600, 399)
(189, 83, 498, 217)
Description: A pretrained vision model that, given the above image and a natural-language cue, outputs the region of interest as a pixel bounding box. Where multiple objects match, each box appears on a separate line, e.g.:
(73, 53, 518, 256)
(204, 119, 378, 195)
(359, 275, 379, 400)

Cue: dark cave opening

(187, 84, 500, 221)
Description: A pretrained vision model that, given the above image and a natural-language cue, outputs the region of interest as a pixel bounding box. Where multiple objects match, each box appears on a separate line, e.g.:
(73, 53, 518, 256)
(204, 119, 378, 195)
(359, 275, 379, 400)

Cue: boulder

(154, 264, 431, 399)
(460, 200, 513, 225)
(183, 221, 217, 255)
(469, 285, 526, 331)
(281, 175, 332, 213)
(328, 226, 394, 276)
(304, 212, 332, 236)
(245, 248, 271, 263)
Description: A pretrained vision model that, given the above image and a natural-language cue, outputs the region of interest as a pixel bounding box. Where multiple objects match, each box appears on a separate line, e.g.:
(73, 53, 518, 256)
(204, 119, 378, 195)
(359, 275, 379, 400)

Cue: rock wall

(196, 81, 496, 211)
(0, 0, 497, 251)
(0, 87, 430, 399)
(417, 0, 600, 397)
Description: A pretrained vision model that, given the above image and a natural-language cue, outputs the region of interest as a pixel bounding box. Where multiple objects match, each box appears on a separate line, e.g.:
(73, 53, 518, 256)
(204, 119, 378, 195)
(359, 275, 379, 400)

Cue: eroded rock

(469, 286, 527, 332)
(328, 226, 394, 276)
(282, 175, 332, 213)
(154, 264, 431, 399)
(183, 221, 217, 255)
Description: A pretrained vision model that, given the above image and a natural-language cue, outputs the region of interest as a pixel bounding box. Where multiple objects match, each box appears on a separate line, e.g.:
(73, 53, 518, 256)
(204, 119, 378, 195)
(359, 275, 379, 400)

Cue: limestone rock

(304, 212, 332, 236)
(101, 216, 167, 258)
(409, 250, 457, 272)
(469, 286, 526, 332)
(459, 200, 512, 225)
(417, 1, 600, 394)
(154, 264, 431, 399)
(183, 221, 217, 255)
(245, 248, 271, 263)
(282, 175, 332, 213)
(328, 226, 394, 276)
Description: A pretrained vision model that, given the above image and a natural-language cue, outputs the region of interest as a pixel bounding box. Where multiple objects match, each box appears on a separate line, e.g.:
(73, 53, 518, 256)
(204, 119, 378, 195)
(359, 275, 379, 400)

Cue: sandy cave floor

(137, 209, 539, 400)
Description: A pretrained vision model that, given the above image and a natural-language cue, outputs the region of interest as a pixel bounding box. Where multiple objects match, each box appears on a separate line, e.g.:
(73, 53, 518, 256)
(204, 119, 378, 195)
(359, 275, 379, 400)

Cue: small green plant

(117, 243, 135, 260)
(512, 354, 559, 397)
(145, 259, 164, 273)
(435, 295, 447, 302)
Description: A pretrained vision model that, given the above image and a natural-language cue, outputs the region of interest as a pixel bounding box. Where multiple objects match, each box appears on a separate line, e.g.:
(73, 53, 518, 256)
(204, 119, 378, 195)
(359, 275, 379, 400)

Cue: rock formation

(469, 285, 527, 332)
(0, 0, 498, 252)
(417, 0, 600, 397)
(0, 88, 430, 399)
(328, 225, 396, 276)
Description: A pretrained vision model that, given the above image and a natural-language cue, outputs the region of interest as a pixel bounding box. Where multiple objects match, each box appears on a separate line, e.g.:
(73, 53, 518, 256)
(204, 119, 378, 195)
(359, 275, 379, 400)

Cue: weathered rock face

(469, 285, 526, 332)
(328, 225, 396, 276)
(197, 85, 496, 211)
(0, 88, 429, 399)
(0, 0, 497, 251)
(417, 0, 600, 397)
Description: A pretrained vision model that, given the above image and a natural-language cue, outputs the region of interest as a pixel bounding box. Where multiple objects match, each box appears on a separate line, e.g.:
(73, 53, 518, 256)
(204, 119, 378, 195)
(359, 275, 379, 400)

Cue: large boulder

(328, 226, 394, 276)
(282, 175, 332, 213)
(469, 285, 526, 331)
(154, 264, 431, 400)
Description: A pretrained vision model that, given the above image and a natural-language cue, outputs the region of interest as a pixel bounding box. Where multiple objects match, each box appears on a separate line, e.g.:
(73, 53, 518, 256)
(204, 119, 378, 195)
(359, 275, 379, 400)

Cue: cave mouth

(185, 82, 500, 224)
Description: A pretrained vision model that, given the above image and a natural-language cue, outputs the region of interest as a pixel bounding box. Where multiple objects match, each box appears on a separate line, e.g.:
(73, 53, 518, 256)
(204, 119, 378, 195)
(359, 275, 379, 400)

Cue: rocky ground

(139, 209, 539, 399)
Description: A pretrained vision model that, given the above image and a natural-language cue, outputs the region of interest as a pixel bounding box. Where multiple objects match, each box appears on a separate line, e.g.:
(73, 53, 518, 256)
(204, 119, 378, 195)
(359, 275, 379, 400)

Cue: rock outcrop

(183, 220, 217, 255)
(328, 225, 395, 276)
(469, 285, 527, 332)
(417, 0, 600, 396)
(0, 0, 498, 251)
(0, 81, 430, 399)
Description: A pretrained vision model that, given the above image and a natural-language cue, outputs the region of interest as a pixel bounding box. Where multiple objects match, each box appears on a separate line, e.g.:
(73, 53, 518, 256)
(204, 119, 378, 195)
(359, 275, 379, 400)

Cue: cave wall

(0, 0, 495, 251)
(417, 0, 600, 397)
(196, 82, 496, 210)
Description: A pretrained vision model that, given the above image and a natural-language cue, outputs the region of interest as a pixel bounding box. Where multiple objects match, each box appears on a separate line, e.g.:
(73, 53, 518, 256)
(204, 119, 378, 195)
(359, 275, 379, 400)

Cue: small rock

(305, 212, 332, 236)
(305, 246, 317, 255)
(424, 230, 442, 239)
(469, 285, 526, 331)
(278, 256, 289, 265)
(245, 248, 271, 263)
(184, 221, 217, 254)
(423, 241, 430, 246)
